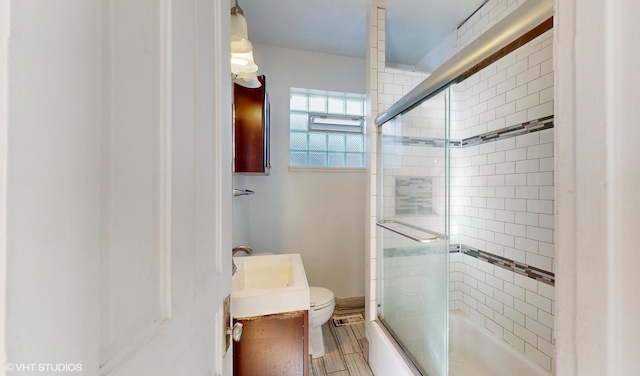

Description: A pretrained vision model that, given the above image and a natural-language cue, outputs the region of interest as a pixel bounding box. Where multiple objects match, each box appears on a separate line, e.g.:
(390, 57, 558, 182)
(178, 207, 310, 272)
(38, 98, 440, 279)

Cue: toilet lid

(310, 287, 334, 308)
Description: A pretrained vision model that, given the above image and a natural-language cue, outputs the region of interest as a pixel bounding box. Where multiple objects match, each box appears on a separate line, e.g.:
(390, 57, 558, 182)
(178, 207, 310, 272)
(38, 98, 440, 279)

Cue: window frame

(288, 88, 366, 169)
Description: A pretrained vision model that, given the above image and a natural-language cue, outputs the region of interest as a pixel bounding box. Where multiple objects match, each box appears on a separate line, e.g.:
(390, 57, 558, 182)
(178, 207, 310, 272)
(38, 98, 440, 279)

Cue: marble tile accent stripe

(382, 115, 554, 148)
(389, 243, 554, 285)
(382, 135, 446, 148)
(383, 244, 444, 258)
(457, 115, 554, 148)
(452, 243, 555, 286)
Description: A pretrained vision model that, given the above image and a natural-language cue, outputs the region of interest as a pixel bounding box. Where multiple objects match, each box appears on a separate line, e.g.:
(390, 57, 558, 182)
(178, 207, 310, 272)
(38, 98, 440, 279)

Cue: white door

(2, 1, 231, 373)
(99, 1, 233, 375)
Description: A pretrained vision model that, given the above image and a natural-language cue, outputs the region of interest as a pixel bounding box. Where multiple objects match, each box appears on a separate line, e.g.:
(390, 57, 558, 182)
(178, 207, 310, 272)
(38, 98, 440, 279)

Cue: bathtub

(369, 312, 551, 376)
(449, 311, 550, 376)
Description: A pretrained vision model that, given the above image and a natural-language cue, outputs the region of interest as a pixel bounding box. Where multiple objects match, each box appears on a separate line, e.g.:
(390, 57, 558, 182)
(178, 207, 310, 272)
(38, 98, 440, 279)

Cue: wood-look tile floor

(309, 313, 374, 376)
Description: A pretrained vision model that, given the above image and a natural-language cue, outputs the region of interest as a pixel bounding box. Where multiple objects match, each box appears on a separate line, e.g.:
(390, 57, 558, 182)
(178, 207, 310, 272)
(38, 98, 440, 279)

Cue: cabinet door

(233, 311, 308, 376)
(233, 75, 270, 174)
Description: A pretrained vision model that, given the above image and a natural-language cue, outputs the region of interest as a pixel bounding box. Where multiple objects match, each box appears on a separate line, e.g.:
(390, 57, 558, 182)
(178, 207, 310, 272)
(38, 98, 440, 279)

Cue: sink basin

(231, 253, 310, 318)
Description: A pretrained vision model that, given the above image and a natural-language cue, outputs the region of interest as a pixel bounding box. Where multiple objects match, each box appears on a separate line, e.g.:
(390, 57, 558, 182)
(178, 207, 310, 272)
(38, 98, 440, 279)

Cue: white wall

(232, 174, 251, 247)
(237, 44, 367, 299)
(0, 0, 10, 369)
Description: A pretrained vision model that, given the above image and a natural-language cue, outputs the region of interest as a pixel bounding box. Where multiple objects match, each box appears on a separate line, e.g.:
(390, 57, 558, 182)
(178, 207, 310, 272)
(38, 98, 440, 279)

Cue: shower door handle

(376, 220, 440, 243)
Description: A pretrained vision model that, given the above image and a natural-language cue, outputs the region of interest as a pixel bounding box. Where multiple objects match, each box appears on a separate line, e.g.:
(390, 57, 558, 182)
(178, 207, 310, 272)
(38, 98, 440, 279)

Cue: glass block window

(289, 88, 366, 168)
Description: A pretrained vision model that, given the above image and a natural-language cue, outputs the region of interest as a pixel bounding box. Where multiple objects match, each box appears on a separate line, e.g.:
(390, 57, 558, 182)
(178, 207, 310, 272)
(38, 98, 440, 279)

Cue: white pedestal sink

(231, 253, 310, 318)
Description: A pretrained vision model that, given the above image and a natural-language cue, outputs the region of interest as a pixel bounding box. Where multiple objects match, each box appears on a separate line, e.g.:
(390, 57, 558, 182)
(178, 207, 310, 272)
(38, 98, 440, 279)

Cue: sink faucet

(232, 245, 254, 276)
(233, 245, 254, 256)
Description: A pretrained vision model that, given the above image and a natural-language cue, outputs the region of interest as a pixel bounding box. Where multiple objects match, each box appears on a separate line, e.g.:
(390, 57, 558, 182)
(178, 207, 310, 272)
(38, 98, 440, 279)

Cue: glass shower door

(377, 89, 449, 376)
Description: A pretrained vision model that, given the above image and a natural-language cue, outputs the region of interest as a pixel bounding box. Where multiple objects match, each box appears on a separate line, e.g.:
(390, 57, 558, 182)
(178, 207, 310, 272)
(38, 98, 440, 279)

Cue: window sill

(288, 166, 366, 173)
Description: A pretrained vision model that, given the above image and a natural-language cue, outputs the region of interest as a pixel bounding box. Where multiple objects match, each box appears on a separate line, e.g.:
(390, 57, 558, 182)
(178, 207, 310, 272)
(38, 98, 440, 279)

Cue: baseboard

(335, 296, 365, 314)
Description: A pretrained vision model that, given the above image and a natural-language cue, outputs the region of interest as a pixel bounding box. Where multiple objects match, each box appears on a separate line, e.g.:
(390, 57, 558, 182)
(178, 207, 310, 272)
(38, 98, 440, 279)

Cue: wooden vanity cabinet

(233, 310, 308, 376)
(233, 75, 271, 175)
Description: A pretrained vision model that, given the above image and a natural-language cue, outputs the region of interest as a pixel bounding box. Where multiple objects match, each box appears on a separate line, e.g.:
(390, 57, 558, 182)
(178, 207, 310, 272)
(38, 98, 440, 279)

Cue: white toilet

(309, 286, 336, 358)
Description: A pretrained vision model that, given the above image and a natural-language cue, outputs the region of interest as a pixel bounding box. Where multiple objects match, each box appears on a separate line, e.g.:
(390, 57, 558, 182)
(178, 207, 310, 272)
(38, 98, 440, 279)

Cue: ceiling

(237, 0, 487, 69)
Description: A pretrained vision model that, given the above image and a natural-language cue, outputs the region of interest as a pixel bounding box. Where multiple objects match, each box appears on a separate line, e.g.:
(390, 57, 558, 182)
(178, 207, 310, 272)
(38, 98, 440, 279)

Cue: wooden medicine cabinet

(233, 75, 271, 175)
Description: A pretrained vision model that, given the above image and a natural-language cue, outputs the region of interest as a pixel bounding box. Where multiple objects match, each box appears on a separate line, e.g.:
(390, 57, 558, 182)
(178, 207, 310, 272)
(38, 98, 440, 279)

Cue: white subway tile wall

(450, 0, 556, 372)
(451, 128, 555, 271)
(450, 252, 555, 371)
(451, 30, 554, 140)
(365, 5, 382, 324)
(450, 11, 555, 270)
(367, 0, 555, 372)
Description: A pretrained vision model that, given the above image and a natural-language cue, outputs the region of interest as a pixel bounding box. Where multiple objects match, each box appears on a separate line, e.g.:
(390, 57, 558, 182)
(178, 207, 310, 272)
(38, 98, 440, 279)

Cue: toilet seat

(310, 287, 334, 309)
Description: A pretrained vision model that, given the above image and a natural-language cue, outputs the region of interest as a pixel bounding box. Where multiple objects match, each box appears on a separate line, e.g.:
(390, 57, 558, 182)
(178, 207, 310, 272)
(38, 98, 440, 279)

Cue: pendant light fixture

(230, 0, 260, 88)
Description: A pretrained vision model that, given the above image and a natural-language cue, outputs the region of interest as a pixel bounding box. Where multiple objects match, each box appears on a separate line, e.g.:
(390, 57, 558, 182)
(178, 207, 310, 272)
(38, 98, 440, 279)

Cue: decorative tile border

(451, 243, 555, 286)
(383, 243, 554, 286)
(382, 115, 554, 149)
(455, 115, 554, 148)
(383, 243, 555, 285)
(382, 135, 446, 148)
(382, 244, 443, 258)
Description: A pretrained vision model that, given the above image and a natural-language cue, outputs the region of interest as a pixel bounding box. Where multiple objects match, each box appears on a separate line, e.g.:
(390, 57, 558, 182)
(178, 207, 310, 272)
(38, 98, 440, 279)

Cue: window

(289, 88, 366, 168)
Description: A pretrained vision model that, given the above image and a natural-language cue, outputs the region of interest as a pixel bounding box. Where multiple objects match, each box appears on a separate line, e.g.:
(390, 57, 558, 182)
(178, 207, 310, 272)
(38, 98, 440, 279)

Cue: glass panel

(377, 89, 449, 376)
(289, 151, 307, 166)
(290, 132, 308, 151)
(308, 152, 327, 167)
(327, 97, 346, 114)
(346, 98, 364, 116)
(328, 133, 346, 152)
(290, 112, 309, 131)
(346, 134, 364, 152)
(328, 153, 345, 167)
(346, 153, 364, 168)
(308, 132, 327, 151)
(290, 92, 308, 111)
(309, 95, 327, 112)
(378, 229, 448, 376)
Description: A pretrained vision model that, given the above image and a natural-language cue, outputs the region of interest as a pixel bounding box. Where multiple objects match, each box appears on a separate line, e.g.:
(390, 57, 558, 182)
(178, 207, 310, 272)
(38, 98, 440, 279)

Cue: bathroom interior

(4, 0, 639, 374)
(231, 0, 555, 375)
